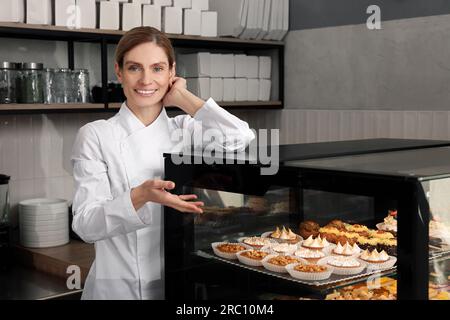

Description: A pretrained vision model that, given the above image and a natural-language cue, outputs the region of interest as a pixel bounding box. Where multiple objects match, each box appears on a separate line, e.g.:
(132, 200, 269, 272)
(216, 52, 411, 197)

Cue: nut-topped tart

(237, 249, 270, 267)
(211, 242, 249, 260)
(261, 254, 301, 273)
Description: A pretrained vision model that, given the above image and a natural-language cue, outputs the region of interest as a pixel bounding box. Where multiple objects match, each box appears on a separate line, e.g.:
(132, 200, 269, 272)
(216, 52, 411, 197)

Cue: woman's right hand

(131, 179, 204, 214)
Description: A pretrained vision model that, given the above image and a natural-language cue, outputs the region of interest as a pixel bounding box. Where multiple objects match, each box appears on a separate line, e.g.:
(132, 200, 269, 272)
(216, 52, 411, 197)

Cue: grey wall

(290, 0, 450, 30)
(285, 13, 450, 110)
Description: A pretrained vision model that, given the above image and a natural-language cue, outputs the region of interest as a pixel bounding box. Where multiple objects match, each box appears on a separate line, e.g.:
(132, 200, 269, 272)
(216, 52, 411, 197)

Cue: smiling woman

(70, 26, 255, 300)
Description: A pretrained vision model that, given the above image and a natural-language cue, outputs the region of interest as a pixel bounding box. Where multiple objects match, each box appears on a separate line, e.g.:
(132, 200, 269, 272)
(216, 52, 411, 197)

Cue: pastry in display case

(164, 139, 450, 300)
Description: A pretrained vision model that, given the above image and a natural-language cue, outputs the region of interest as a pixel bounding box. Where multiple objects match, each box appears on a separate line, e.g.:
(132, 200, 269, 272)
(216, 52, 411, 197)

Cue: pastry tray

(196, 249, 396, 291)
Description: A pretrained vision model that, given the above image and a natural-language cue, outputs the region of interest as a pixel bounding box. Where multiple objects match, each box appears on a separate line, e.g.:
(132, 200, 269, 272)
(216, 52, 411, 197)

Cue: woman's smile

(135, 88, 158, 97)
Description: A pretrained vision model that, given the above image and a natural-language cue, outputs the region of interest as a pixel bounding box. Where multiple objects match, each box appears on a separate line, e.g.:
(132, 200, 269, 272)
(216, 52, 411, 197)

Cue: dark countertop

(0, 240, 94, 300)
(0, 264, 82, 300)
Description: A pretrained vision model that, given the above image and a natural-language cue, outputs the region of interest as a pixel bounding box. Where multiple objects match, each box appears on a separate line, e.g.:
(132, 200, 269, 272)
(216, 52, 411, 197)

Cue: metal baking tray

(196, 249, 396, 291)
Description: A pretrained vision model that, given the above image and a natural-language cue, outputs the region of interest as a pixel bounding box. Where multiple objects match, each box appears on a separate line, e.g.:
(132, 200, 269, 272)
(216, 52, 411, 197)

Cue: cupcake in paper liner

(261, 254, 302, 273)
(318, 256, 367, 275)
(358, 249, 397, 270)
(286, 262, 334, 281)
(238, 236, 277, 249)
(237, 249, 271, 267)
(211, 242, 250, 260)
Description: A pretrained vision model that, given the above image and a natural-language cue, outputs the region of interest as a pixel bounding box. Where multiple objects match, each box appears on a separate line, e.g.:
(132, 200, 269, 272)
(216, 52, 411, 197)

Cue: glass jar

(0, 62, 19, 104)
(17, 62, 44, 103)
(43, 68, 57, 104)
(54, 68, 73, 103)
(73, 69, 90, 103)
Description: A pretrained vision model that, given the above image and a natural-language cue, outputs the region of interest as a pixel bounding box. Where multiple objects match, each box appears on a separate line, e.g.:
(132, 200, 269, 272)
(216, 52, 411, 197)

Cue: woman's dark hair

(115, 27, 175, 69)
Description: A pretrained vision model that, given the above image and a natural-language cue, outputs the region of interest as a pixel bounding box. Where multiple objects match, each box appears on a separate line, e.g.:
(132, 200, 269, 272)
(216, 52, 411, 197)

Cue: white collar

(118, 101, 168, 136)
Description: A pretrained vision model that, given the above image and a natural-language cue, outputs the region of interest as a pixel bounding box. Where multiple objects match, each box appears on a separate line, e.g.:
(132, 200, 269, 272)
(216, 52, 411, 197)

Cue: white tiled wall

(1, 108, 450, 225)
(232, 109, 450, 144)
(0, 112, 107, 225)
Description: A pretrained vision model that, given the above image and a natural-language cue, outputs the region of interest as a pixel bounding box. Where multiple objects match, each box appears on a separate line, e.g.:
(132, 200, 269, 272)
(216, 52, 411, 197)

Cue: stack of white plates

(19, 198, 69, 248)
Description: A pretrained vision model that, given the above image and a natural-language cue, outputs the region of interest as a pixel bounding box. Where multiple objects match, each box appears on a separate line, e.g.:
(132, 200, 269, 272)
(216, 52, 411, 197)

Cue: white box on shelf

(223, 78, 236, 102)
(246, 55, 259, 78)
(54, 0, 76, 27)
(26, 0, 52, 25)
(210, 78, 224, 102)
(0, 0, 24, 23)
(76, 0, 96, 29)
(234, 54, 247, 78)
(99, 1, 120, 30)
(201, 11, 217, 37)
(248, 79, 260, 101)
(163, 7, 182, 34)
(258, 56, 271, 79)
(129, 0, 152, 4)
(174, 0, 192, 8)
(143, 5, 162, 30)
(183, 9, 201, 36)
(154, 0, 173, 6)
(222, 54, 235, 78)
(122, 3, 142, 31)
(187, 78, 210, 100)
(191, 0, 209, 11)
(259, 79, 271, 101)
(209, 0, 246, 37)
(235, 78, 248, 101)
(178, 53, 211, 78)
(210, 54, 222, 78)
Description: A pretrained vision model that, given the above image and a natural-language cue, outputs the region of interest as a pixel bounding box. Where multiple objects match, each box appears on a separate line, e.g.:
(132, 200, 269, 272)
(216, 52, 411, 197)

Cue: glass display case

(163, 139, 450, 300)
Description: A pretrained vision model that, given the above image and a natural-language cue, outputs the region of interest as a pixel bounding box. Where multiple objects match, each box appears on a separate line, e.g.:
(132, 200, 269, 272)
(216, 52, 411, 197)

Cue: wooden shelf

(0, 103, 107, 113)
(0, 23, 284, 114)
(0, 101, 282, 114)
(0, 22, 284, 48)
(108, 101, 283, 110)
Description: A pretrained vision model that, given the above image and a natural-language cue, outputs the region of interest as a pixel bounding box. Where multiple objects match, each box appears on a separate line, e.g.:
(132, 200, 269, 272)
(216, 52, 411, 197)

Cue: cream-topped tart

(242, 237, 273, 247)
(271, 243, 298, 254)
(333, 242, 361, 256)
(327, 256, 361, 268)
(302, 235, 330, 250)
(294, 247, 326, 263)
(359, 249, 390, 263)
(271, 226, 298, 241)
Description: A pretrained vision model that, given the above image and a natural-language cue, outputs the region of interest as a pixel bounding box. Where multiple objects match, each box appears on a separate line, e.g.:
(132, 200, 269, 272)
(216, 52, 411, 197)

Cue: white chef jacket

(71, 98, 254, 300)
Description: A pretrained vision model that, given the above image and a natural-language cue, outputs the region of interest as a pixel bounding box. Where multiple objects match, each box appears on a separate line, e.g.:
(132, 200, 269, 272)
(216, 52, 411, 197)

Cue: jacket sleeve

(172, 98, 255, 152)
(71, 123, 151, 243)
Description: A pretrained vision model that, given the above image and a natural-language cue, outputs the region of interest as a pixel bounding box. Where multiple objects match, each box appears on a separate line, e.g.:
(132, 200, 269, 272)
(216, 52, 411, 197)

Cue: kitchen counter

(0, 264, 82, 300)
(0, 240, 94, 300)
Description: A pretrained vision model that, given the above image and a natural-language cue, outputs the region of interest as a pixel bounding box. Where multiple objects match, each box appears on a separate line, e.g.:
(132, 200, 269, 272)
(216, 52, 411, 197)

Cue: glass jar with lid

(17, 62, 44, 104)
(0, 62, 19, 104)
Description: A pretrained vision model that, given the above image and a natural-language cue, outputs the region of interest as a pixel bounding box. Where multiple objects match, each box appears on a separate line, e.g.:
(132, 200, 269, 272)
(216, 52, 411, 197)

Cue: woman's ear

(114, 63, 122, 83)
(170, 62, 176, 80)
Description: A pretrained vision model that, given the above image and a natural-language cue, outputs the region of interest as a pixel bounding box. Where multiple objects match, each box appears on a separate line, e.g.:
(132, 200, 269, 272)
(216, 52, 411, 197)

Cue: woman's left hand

(163, 76, 205, 116)
(162, 77, 187, 108)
